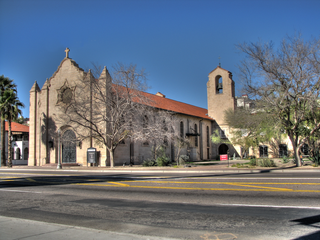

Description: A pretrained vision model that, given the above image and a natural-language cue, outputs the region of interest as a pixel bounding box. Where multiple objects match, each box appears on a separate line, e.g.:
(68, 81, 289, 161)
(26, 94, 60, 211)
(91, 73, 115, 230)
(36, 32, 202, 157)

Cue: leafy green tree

(210, 129, 231, 145)
(224, 107, 282, 158)
(0, 75, 17, 166)
(14, 116, 25, 124)
(237, 34, 320, 166)
(0, 89, 24, 167)
(301, 107, 320, 160)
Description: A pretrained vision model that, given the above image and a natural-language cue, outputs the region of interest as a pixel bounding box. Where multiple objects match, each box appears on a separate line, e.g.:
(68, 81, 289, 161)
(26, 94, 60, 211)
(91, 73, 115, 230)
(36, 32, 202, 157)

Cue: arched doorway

(24, 148, 29, 160)
(62, 129, 76, 163)
(219, 144, 228, 155)
(15, 148, 21, 160)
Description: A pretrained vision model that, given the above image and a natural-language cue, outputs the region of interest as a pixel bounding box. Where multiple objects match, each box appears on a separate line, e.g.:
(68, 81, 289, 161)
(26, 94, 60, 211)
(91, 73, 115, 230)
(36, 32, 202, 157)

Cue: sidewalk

(0, 216, 176, 240)
(1, 159, 320, 173)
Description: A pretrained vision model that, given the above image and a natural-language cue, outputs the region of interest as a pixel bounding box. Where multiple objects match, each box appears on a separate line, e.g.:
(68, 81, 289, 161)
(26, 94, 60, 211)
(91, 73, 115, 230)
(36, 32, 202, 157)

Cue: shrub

(249, 158, 257, 166)
(258, 159, 277, 167)
(309, 149, 320, 167)
(156, 156, 170, 166)
(178, 155, 189, 165)
(282, 156, 290, 163)
(144, 145, 171, 167)
(142, 160, 156, 167)
(231, 163, 250, 168)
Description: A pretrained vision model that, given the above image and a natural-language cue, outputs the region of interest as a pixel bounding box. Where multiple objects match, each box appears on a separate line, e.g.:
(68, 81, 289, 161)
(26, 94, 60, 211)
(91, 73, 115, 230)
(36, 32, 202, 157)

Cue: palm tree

(0, 75, 17, 166)
(0, 89, 24, 168)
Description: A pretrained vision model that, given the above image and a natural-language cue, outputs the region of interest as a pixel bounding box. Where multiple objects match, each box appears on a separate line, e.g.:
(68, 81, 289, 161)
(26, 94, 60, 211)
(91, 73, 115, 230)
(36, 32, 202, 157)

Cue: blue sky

(1, 0, 319, 118)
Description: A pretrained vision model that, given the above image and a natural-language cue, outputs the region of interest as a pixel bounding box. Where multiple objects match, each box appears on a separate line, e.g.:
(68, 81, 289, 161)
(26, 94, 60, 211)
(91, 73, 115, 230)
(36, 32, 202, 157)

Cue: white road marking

(218, 203, 320, 210)
(0, 189, 42, 193)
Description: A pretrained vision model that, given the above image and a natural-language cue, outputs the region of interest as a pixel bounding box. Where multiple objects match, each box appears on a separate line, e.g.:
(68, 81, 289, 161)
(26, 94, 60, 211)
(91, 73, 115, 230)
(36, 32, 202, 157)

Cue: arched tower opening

(215, 75, 223, 94)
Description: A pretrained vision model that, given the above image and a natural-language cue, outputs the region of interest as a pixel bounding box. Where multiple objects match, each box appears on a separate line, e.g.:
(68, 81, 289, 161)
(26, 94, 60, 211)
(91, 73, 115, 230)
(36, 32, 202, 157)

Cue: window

(301, 144, 309, 155)
(279, 144, 288, 157)
(180, 121, 184, 138)
(62, 87, 72, 104)
(206, 126, 210, 147)
(241, 147, 249, 159)
(142, 115, 149, 145)
(259, 145, 268, 158)
(194, 124, 198, 147)
(162, 120, 168, 132)
(143, 115, 148, 129)
(164, 136, 168, 146)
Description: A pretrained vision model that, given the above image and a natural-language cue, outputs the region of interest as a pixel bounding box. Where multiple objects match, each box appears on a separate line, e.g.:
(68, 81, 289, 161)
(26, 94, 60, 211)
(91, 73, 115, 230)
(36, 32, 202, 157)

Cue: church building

(28, 49, 239, 167)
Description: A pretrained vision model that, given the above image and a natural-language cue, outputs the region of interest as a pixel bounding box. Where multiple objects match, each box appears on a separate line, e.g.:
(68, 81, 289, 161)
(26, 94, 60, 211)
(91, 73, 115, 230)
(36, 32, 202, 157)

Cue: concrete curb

(1, 167, 320, 173)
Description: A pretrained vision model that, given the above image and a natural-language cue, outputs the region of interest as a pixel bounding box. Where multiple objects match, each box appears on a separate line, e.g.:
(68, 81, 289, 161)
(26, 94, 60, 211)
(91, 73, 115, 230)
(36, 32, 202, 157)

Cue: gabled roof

(208, 65, 232, 75)
(110, 83, 213, 120)
(5, 122, 29, 133)
(141, 91, 213, 120)
(111, 83, 213, 121)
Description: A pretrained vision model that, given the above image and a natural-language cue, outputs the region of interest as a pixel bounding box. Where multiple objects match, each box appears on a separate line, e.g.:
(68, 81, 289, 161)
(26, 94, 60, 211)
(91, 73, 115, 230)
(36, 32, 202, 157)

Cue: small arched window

(164, 136, 168, 146)
(194, 124, 198, 147)
(143, 115, 148, 129)
(180, 121, 184, 138)
(206, 126, 210, 147)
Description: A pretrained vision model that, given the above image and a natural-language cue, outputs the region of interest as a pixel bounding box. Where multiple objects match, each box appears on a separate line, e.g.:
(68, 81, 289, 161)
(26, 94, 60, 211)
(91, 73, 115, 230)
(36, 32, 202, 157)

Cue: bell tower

(207, 66, 236, 127)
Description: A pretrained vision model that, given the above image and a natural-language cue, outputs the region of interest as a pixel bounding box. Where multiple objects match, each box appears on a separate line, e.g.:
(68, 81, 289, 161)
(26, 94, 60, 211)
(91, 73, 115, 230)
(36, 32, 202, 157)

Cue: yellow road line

(70, 182, 320, 193)
(224, 183, 292, 191)
(0, 176, 20, 179)
(108, 181, 130, 187)
(1, 177, 319, 193)
(123, 180, 320, 185)
(26, 178, 36, 182)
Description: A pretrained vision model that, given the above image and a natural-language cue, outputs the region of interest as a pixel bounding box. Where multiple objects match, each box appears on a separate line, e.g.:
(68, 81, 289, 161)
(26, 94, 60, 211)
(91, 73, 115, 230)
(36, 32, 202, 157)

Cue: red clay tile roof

(141, 91, 213, 120)
(5, 122, 29, 132)
(112, 84, 214, 120)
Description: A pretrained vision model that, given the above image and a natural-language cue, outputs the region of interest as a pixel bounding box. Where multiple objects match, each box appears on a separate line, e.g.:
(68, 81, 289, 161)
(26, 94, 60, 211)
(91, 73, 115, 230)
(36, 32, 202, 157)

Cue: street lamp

(57, 129, 62, 169)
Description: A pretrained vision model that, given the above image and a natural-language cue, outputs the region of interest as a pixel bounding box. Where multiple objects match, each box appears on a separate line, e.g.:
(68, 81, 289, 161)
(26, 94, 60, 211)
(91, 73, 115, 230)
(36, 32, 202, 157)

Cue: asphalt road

(0, 170, 320, 240)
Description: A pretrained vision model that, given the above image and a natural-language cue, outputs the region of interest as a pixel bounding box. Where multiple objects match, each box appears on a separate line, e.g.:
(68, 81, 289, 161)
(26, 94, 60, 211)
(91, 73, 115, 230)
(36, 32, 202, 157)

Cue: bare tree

(134, 109, 175, 161)
(58, 63, 152, 167)
(167, 134, 189, 165)
(237, 34, 320, 166)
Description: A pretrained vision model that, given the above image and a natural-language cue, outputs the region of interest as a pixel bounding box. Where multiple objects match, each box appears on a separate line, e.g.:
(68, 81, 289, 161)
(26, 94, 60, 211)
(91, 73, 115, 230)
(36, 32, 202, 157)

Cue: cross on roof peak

(65, 48, 70, 58)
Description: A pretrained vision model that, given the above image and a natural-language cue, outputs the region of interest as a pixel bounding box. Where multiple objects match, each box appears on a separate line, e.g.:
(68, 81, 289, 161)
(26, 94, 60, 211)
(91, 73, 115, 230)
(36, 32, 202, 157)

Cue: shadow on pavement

(291, 214, 320, 240)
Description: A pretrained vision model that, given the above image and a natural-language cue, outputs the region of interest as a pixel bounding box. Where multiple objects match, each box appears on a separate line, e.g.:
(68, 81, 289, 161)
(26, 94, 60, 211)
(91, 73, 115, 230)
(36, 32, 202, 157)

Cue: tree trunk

(1, 118, 5, 166)
(110, 149, 114, 168)
(288, 134, 301, 167)
(7, 119, 12, 168)
(294, 147, 302, 167)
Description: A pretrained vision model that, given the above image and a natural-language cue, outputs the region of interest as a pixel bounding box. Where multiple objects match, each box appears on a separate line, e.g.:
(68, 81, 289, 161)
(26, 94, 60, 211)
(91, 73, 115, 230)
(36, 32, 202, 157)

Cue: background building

(4, 122, 29, 165)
